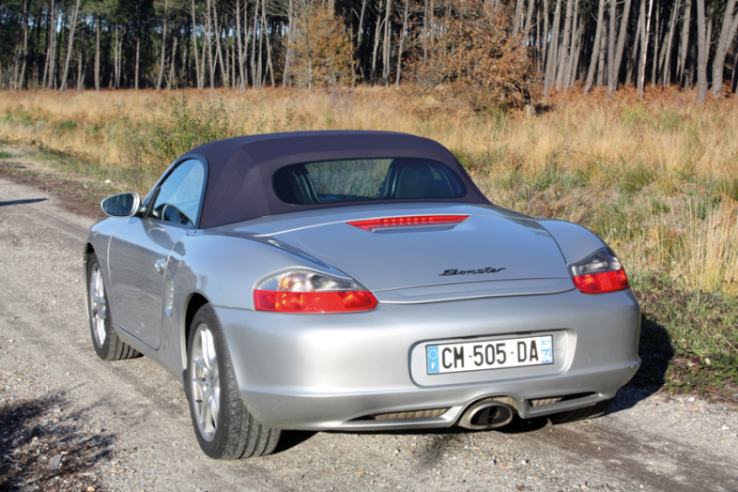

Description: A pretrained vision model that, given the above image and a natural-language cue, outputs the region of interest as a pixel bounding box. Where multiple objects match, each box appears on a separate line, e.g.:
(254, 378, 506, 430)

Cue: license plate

(426, 336, 553, 374)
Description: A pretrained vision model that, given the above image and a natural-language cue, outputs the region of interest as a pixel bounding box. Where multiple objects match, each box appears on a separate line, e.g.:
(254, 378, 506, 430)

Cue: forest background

(1, 0, 738, 100)
(0, 0, 737, 398)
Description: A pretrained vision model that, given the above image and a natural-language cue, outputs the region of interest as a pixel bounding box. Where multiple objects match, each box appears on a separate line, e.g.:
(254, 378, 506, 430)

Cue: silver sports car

(84, 131, 640, 459)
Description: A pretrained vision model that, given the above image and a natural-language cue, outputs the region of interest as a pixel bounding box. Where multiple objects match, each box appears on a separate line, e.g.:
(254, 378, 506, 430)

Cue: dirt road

(1, 174, 737, 492)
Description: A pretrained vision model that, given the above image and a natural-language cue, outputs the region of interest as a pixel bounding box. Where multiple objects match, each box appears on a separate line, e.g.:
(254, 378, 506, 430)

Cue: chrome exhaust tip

(457, 399, 515, 430)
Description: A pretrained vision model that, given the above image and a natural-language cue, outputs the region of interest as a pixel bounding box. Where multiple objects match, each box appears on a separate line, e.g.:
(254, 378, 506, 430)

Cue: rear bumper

(215, 289, 640, 430)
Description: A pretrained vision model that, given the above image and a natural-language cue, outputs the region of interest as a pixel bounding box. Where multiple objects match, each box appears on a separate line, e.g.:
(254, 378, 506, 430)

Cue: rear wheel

(87, 253, 140, 361)
(186, 305, 280, 459)
(549, 397, 615, 424)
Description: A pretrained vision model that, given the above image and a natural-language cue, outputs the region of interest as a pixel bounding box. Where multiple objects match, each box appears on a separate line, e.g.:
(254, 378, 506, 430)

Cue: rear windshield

(273, 158, 466, 205)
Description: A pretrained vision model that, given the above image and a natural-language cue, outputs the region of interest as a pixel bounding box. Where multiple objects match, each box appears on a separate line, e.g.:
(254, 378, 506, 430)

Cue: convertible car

(84, 130, 640, 459)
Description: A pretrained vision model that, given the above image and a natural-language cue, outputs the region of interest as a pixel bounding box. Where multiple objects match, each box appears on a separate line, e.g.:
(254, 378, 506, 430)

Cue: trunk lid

(264, 209, 571, 293)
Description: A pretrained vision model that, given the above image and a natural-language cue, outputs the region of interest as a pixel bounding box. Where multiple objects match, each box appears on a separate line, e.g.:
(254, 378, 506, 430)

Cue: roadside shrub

(412, 0, 533, 111)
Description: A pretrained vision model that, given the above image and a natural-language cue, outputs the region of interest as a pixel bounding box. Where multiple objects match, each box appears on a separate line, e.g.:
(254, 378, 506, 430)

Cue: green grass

(0, 150, 11, 159)
(633, 275, 738, 396)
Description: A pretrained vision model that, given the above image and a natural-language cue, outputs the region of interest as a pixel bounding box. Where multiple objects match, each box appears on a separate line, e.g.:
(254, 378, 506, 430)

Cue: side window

(151, 159, 206, 228)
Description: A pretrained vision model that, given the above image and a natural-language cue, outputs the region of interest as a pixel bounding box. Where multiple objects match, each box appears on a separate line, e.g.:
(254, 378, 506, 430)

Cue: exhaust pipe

(457, 398, 514, 430)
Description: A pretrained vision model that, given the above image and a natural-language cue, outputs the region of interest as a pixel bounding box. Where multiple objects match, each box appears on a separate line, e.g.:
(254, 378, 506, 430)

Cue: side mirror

(100, 192, 141, 218)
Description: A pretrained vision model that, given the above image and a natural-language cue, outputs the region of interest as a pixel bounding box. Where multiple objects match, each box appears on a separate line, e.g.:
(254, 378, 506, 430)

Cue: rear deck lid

(271, 212, 571, 294)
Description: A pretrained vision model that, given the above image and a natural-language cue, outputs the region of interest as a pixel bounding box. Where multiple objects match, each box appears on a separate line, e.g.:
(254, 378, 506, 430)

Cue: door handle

(154, 257, 167, 275)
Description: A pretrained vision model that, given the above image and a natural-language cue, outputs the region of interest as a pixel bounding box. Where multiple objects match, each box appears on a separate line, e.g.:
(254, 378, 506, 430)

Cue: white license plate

(426, 335, 553, 374)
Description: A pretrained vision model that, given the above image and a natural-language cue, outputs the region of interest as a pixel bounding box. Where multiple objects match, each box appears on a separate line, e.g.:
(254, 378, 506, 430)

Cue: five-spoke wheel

(189, 323, 221, 442)
(186, 305, 280, 459)
(86, 253, 140, 361)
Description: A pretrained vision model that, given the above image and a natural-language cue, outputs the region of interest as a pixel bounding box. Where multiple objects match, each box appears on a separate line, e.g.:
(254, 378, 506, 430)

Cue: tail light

(569, 248, 630, 294)
(348, 215, 468, 231)
(254, 270, 377, 313)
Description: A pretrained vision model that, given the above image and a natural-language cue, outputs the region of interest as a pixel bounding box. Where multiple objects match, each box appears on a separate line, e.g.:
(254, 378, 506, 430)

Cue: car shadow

(273, 430, 318, 454)
(0, 392, 115, 491)
(609, 312, 675, 414)
(0, 198, 48, 207)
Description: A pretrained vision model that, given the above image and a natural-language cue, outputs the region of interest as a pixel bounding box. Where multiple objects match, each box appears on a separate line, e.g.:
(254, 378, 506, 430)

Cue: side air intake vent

(370, 408, 449, 420)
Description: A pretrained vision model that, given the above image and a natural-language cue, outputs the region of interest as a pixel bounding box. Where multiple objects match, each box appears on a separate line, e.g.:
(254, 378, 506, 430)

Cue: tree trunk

(512, 0, 525, 37)
(382, 0, 393, 85)
(59, 0, 81, 91)
(250, 0, 258, 89)
(157, 0, 169, 90)
(183, 22, 191, 87)
(190, 0, 202, 89)
(94, 17, 100, 91)
(12, 0, 29, 89)
(638, 0, 654, 97)
(555, 0, 574, 91)
(116, 27, 124, 89)
(565, 0, 581, 90)
(135, 37, 140, 90)
(168, 32, 178, 89)
(608, 0, 633, 95)
(76, 29, 84, 91)
(650, 1, 660, 85)
(524, 0, 535, 36)
(732, 47, 738, 92)
(256, 0, 263, 88)
(212, 0, 228, 87)
(42, 0, 52, 89)
(661, 0, 680, 87)
(542, 0, 549, 73)
(695, 0, 708, 101)
(678, 0, 692, 85)
(711, 0, 738, 96)
(235, 0, 244, 89)
(422, 0, 428, 61)
(206, 0, 215, 89)
(280, 0, 291, 86)
(19, 12, 29, 89)
(626, 0, 643, 85)
(597, 24, 607, 86)
(544, 0, 562, 97)
(262, 1, 275, 88)
(584, 0, 606, 94)
(371, 5, 384, 86)
(395, 0, 409, 86)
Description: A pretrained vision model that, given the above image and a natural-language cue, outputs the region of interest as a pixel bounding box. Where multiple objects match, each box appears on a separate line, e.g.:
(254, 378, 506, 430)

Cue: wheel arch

(181, 292, 210, 370)
(83, 243, 95, 312)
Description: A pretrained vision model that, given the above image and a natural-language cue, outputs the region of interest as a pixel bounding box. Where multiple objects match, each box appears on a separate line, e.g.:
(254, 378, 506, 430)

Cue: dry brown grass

(1, 85, 737, 295)
(1, 86, 736, 180)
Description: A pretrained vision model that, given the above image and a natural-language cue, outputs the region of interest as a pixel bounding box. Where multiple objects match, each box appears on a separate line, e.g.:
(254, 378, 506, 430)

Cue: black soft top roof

(185, 130, 490, 229)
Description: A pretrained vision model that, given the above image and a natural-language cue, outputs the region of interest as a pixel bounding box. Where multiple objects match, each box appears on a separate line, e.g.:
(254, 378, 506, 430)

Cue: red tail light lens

(254, 290, 377, 312)
(571, 269, 629, 293)
(253, 270, 377, 313)
(569, 249, 630, 294)
(348, 215, 468, 231)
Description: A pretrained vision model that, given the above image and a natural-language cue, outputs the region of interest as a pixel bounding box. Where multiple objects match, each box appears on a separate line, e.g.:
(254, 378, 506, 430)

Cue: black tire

(549, 397, 615, 424)
(87, 253, 141, 361)
(185, 304, 280, 459)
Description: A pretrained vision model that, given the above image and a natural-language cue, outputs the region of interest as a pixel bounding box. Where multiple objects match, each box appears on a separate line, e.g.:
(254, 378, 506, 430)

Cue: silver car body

(85, 131, 640, 432)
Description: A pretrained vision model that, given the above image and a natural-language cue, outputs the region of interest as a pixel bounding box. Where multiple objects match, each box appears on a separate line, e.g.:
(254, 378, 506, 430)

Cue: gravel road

(1, 174, 737, 492)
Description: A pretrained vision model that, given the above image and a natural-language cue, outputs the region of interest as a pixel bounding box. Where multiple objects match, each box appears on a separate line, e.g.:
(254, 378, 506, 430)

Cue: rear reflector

(571, 269, 629, 294)
(254, 290, 377, 313)
(348, 215, 468, 231)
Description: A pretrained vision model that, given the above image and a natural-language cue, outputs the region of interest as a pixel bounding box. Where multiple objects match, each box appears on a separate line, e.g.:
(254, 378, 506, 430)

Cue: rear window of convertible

(273, 158, 466, 205)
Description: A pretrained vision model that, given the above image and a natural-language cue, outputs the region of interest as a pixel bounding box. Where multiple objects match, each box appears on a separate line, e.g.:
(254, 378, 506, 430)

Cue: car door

(107, 158, 207, 350)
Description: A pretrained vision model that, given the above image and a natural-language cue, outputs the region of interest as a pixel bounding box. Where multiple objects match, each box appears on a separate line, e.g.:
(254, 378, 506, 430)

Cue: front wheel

(87, 253, 140, 361)
(186, 305, 280, 459)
